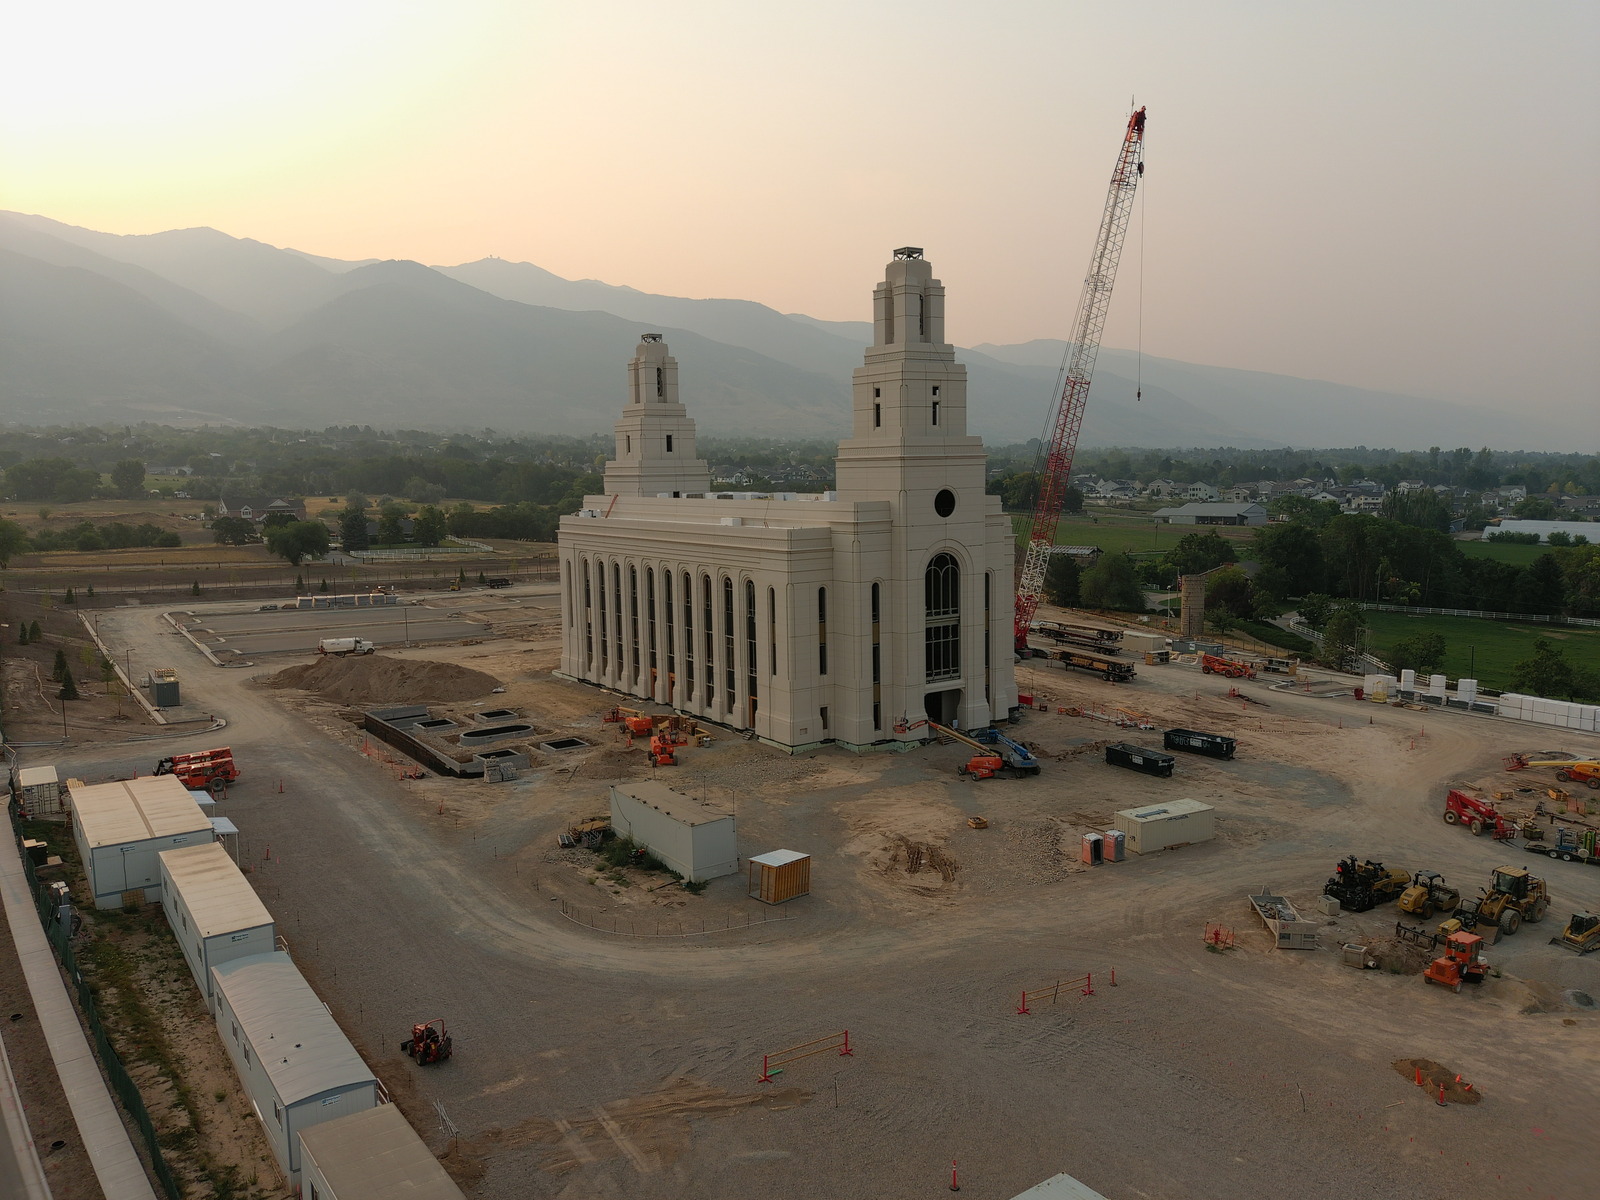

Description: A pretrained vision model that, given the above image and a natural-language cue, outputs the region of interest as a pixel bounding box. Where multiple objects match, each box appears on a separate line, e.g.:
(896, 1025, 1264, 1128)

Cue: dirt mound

(266, 655, 500, 704)
(1391, 1058, 1483, 1103)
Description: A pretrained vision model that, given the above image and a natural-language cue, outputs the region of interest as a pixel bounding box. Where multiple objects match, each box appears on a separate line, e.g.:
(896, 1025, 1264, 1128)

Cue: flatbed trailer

(1052, 649, 1136, 682)
(1517, 828, 1600, 868)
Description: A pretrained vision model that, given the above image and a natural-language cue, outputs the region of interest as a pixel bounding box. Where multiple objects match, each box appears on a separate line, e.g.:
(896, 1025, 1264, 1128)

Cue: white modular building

(158, 841, 275, 997)
(609, 782, 737, 883)
(1113, 799, 1216, 855)
(68, 776, 213, 908)
(297, 1103, 467, 1200)
(211, 952, 378, 1182)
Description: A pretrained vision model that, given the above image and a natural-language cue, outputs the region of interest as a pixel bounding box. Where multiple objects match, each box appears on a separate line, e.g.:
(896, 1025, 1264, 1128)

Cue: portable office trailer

(69, 776, 214, 908)
(1162, 728, 1237, 759)
(16, 765, 62, 816)
(748, 849, 810, 904)
(158, 842, 274, 997)
(1113, 799, 1215, 854)
(1009, 1173, 1111, 1199)
(1104, 743, 1174, 778)
(608, 783, 737, 883)
(297, 1103, 466, 1200)
(211, 953, 378, 1182)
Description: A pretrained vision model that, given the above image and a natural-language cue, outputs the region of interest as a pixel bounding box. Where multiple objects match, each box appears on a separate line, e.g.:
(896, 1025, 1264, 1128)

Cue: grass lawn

(1361, 610, 1600, 692)
(1458, 539, 1552, 566)
(1009, 512, 1258, 558)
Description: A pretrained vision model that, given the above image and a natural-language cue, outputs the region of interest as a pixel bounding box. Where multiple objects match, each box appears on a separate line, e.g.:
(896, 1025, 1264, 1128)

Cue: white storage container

(1112, 799, 1215, 854)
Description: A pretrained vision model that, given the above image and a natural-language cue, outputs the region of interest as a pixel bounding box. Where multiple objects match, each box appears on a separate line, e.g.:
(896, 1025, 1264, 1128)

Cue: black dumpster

(1163, 728, 1237, 759)
(1105, 743, 1175, 778)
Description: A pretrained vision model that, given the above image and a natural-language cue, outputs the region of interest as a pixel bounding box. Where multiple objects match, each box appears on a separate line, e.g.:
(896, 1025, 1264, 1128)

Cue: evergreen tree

(28, 620, 41, 642)
(1042, 554, 1081, 607)
(338, 506, 370, 551)
(319, 577, 330, 593)
(477, 570, 488, 585)
(191, 580, 202, 596)
(63, 586, 75, 604)
(58, 673, 79, 701)
(51, 648, 68, 682)
(86, 584, 94, 598)
(295, 573, 305, 594)
(1079, 553, 1146, 612)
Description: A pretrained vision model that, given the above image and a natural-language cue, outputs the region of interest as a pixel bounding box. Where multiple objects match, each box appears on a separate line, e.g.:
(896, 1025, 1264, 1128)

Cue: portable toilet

(1080, 833, 1103, 865)
(1103, 829, 1125, 862)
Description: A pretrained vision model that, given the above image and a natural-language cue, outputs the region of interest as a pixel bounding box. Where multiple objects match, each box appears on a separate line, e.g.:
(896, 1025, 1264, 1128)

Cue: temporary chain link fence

(6, 801, 184, 1199)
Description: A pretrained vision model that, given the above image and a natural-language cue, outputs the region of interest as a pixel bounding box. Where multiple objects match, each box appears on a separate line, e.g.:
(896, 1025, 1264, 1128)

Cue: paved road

(28, 606, 1600, 1200)
(178, 604, 488, 657)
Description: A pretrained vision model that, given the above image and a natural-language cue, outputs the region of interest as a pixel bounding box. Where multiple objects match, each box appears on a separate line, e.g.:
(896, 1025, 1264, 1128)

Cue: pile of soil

(1391, 1057, 1483, 1104)
(266, 654, 501, 703)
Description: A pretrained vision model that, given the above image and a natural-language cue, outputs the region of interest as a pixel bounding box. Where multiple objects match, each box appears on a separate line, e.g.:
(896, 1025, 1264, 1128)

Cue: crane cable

(1136, 147, 1146, 402)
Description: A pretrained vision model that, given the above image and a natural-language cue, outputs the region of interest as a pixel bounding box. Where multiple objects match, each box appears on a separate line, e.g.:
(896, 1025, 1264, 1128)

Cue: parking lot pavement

(179, 604, 488, 656)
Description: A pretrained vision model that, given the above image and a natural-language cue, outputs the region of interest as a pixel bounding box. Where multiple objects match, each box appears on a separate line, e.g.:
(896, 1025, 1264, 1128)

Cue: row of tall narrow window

(572, 558, 991, 725)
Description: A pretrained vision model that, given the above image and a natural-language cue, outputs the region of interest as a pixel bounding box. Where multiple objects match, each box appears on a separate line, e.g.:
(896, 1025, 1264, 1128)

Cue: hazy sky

(3, 1, 1596, 424)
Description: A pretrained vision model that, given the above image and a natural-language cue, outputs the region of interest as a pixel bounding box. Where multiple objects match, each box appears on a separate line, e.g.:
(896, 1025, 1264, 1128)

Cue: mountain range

(0, 210, 1566, 449)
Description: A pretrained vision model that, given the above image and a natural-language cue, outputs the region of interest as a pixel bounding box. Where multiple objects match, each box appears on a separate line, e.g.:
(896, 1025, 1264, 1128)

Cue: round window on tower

(934, 489, 956, 518)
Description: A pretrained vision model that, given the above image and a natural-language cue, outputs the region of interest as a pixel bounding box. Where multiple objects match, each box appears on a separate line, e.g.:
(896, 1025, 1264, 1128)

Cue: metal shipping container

(1104, 743, 1174, 777)
(1113, 799, 1216, 854)
(1162, 728, 1237, 759)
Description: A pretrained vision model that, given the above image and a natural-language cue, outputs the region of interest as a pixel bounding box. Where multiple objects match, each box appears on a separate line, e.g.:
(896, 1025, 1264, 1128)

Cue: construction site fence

(758, 1030, 852, 1083)
(549, 896, 797, 938)
(1356, 603, 1600, 629)
(7, 802, 183, 1199)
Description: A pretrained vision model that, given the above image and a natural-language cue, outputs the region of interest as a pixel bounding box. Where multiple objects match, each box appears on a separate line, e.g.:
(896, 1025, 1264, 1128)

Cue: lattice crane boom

(1015, 107, 1147, 651)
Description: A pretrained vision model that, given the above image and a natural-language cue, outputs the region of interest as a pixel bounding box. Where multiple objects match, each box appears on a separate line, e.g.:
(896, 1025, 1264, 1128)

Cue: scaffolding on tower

(1015, 107, 1148, 652)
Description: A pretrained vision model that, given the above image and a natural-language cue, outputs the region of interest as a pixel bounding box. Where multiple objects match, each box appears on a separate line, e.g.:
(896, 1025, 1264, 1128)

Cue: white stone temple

(557, 248, 1019, 749)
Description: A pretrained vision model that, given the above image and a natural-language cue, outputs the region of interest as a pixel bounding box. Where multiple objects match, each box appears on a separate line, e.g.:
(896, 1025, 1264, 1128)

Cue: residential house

(1143, 479, 1180, 499)
(1220, 486, 1255, 503)
(1182, 482, 1220, 502)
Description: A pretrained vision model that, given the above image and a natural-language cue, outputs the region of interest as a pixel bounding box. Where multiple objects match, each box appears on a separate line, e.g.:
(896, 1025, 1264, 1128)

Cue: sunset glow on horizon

(3, 0, 1595, 420)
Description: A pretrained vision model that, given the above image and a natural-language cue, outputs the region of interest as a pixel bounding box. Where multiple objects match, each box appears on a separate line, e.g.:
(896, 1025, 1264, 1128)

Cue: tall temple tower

(602, 334, 711, 497)
(834, 248, 1009, 729)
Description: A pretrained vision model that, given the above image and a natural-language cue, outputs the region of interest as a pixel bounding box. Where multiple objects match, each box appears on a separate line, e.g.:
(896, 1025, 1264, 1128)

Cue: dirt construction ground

(21, 584, 1599, 1200)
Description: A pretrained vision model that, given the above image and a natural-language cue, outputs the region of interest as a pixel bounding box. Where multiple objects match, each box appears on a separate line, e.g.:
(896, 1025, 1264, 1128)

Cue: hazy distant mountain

(0, 211, 1569, 449)
(0, 247, 246, 423)
(1, 212, 342, 326)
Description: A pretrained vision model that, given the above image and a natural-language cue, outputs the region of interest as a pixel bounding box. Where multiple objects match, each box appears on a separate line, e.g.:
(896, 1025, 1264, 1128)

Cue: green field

(1361, 610, 1600, 692)
(1010, 512, 1258, 558)
(1458, 539, 1551, 566)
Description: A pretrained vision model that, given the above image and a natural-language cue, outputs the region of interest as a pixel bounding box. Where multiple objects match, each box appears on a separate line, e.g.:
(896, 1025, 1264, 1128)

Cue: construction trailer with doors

(69, 776, 214, 908)
(297, 1103, 467, 1200)
(608, 782, 737, 883)
(158, 842, 275, 997)
(211, 952, 378, 1184)
(1113, 799, 1215, 854)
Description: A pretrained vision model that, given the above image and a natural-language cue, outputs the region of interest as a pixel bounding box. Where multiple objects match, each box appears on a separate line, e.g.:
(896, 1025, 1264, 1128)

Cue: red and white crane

(1014, 106, 1147, 653)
